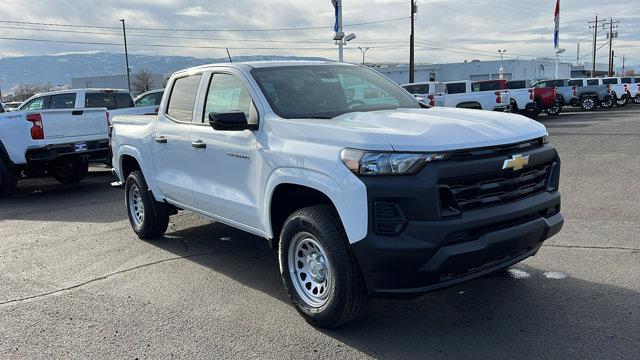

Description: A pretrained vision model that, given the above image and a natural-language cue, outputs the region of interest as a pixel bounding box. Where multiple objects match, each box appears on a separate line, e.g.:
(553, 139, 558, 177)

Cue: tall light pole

(358, 47, 370, 65)
(119, 19, 131, 92)
(331, 0, 355, 62)
(554, 48, 566, 79)
(409, 0, 417, 83)
(498, 49, 507, 79)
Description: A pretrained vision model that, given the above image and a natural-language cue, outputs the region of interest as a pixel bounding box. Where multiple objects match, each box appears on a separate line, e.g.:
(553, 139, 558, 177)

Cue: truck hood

(274, 108, 547, 152)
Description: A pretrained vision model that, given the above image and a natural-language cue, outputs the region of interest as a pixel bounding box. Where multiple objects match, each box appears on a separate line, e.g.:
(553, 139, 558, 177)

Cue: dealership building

(374, 59, 609, 84)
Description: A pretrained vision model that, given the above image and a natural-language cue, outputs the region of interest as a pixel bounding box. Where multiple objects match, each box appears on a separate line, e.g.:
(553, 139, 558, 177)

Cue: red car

(533, 87, 560, 117)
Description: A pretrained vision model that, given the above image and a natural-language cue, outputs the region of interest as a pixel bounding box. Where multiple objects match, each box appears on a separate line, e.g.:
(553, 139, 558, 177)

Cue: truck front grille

(439, 160, 555, 212)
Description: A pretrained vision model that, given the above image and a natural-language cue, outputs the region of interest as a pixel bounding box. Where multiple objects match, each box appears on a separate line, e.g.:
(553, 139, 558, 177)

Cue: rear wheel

(544, 100, 561, 116)
(615, 94, 628, 106)
(634, 95, 640, 104)
(278, 205, 368, 328)
(600, 97, 614, 109)
(581, 96, 597, 111)
(125, 170, 169, 239)
(0, 157, 18, 198)
(50, 159, 88, 184)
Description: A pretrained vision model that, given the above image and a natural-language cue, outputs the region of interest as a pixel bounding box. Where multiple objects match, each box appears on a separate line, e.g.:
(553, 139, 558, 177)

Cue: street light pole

(358, 47, 370, 65)
(497, 49, 507, 79)
(119, 19, 131, 92)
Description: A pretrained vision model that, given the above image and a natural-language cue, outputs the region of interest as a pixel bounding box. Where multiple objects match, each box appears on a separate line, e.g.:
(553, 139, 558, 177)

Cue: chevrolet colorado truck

(0, 105, 109, 197)
(110, 61, 564, 328)
(597, 77, 638, 106)
(533, 79, 613, 112)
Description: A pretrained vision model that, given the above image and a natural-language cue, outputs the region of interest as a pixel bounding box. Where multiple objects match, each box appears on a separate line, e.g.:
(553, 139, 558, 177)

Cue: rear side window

(546, 80, 565, 88)
(635, 78, 640, 84)
(587, 79, 599, 85)
(114, 93, 134, 108)
(402, 84, 429, 94)
(22, 96, 49, 111)
(507, 80, 526, 89)
(50, 93, 76, 109)
(473, 81, 501, 92)
(620, 77, 632, 84)
(446, 83, 467, 94)
(568, 80, 583, 87)
(602, 78, 618, 85)
(167, 75, 202, 122)
(86, 92, 134, 110)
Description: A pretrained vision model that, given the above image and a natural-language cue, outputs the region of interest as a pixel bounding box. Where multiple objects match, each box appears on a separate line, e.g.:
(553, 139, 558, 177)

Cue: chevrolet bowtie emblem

(503, 154, 529, 171)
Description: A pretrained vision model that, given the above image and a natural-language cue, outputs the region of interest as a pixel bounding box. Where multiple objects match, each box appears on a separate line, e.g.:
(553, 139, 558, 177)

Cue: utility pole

(119, 19, 131, 92)
(621, 54, 629, 75)
(611, 50, 615, 75)
(358, 47, 370, 65)
(588, 15, 606, 77)
(409, 0, 417, 83)
(606, 18, 619, 76)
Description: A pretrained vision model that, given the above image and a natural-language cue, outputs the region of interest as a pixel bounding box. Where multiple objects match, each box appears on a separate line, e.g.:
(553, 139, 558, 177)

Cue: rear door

(152, 73, 202, 206)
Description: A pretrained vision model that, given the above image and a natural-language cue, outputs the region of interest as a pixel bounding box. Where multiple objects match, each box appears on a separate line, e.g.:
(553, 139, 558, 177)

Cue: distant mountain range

(0, 52, 329, 91)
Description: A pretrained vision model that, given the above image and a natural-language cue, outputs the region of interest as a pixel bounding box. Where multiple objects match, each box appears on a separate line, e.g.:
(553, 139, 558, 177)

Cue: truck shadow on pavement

(0, 170, 125, 223)
(155, 220, 639, 360)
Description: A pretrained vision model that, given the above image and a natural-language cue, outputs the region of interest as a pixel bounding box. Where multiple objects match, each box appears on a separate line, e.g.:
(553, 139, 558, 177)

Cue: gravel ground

(1, 107, 639, 359)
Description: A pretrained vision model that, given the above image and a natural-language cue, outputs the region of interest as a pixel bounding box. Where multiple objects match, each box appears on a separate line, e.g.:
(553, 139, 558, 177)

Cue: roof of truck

(175, 60, 352, 75)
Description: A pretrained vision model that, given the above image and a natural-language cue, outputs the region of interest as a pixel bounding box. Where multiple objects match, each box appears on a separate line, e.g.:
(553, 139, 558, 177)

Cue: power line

(0, 17, 408, 32)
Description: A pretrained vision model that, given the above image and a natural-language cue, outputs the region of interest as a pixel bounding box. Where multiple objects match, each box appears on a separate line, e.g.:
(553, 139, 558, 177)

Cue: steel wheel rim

(584, 98, 595, 110)
(128, 184, 145, 227)
(616, 98, 626, 105)
(288, 232, 332, 307)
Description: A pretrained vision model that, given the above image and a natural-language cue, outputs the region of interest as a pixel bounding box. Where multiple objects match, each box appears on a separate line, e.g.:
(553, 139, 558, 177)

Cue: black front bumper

(351, 142, 563, 298)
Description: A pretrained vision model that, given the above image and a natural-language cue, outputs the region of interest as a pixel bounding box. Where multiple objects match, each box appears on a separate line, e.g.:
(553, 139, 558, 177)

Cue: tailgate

(40, 108, 108, 142)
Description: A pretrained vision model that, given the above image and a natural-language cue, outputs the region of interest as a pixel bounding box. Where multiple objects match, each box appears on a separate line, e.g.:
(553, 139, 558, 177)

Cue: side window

(204, 73, 255, 122)
(635, 78, 640, 84)
(136, 92, 162, 107)
(602, 78, 618, 85)
(568, 80, 583, 87)
(620, 77, 632, 84)
(114, 93, 135, 109)
(446, 83, 466, 94)
(587, 79, 599, 86)
(22, 97, 48, 111)
(86, 93, 116, 110)
(507, 81, 526, 89)
(50, 93, 76, 109)
(547, 80, 564, 88)
(534, 81, 546, 88)
(167, 74, 202, 122)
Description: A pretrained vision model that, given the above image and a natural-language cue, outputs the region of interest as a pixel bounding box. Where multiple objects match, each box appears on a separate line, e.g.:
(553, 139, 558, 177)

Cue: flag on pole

(332, 0, 339, 32)
(554, 0, 560, 50)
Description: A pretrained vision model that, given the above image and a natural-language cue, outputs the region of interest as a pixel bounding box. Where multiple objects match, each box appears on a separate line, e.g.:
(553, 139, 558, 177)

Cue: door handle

(155, 136, 167, 144)
(191, 140, 206, 149)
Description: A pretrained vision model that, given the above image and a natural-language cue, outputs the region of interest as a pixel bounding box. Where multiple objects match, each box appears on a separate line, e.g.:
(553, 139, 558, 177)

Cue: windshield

(251, 65, 419, 119)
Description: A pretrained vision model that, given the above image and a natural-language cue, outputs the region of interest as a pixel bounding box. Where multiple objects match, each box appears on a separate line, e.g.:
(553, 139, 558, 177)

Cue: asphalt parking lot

(1, 107, 639, 359)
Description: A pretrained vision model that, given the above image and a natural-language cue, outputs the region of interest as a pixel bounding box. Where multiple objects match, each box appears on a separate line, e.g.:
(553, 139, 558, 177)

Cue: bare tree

(132, 68, 155, 95)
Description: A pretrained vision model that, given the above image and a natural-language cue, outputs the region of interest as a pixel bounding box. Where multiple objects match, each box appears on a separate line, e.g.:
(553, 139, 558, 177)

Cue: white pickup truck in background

(442, 80, 510, 111)
(401, 82, 445, 107)
(0, 105, 109, 196)
(598, 77, 639, 106)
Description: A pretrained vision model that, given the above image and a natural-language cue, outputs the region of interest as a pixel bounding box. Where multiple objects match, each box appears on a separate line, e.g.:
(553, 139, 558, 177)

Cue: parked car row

(402, 76, 640, 119)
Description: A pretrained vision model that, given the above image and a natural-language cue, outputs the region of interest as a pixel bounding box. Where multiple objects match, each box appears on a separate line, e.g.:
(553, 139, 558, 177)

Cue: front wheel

(278, 205, 368, 328)
(634, 95, 640, 104)
(581, 96, 597, 111)
(125, 170, 169, 239)
(51, 159, 89, 184)
(615, 95, 628, 106)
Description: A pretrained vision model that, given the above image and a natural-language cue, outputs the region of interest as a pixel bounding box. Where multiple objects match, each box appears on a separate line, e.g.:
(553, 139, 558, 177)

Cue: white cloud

(174, 6, 219, 17)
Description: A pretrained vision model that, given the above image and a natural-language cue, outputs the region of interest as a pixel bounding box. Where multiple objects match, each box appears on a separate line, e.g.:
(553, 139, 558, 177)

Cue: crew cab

(486, 79, 538, 118)
(0, 101, 109, 196)
(401, 82, 445, 107)
(597, 77, 638, 106)
(111, 61, 563, 328)
(441, 80, 510, 111)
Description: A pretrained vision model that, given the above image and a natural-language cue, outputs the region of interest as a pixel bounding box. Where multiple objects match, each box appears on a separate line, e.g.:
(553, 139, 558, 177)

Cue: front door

(189, 71, 264, 232)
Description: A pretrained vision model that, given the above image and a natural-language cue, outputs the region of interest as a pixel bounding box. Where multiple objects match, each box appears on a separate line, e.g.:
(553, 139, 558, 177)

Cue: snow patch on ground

(507, 268, 531, 279)
(543, 271, 568, 279)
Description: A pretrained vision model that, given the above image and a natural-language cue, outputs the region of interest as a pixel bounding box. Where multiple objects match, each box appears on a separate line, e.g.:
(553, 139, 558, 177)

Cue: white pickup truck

(0, 106, 109, 196)
(401, 82, 446, 107)
(111, 61, 563, 328)
(442, 80, 510, 111)
(597, 77, 639, 106)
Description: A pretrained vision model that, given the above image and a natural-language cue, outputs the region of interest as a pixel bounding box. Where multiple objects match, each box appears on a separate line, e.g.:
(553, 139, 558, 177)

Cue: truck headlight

(340, 148, 449, 176)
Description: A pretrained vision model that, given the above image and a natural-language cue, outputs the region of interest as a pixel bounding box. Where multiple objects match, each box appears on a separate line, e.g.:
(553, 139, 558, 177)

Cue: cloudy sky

(0, 0, 639, 65)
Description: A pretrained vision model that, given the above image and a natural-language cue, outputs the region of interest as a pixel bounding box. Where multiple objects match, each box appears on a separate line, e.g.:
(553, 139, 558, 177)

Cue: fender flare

(0, 140, 14, 167)
(116, 145, 163, 202)
(262, 167, 368, 244)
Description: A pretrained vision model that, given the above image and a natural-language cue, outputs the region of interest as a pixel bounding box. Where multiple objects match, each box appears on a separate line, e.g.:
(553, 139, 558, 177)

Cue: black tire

(0, 157, 18, 198)
(544, 100, 562, 116)
(125, 170, 169, 239)
(526, 100, 542, 119)
(600, 97, 614, 109)
(278, 205, 368, 328)
(51, 159, 89, 184)
(615, 94, 628, 107)
(580, 96, 597, 111)
(634, 95, 640, 105)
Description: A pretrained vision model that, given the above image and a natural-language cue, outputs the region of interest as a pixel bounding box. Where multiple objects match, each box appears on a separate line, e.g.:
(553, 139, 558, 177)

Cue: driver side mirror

(208, 111, 258, 131)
